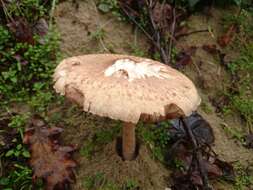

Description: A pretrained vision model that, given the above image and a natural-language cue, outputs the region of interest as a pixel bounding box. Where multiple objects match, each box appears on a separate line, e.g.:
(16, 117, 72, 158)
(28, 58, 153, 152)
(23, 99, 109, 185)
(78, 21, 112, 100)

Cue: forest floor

(49, 0, 253, 189)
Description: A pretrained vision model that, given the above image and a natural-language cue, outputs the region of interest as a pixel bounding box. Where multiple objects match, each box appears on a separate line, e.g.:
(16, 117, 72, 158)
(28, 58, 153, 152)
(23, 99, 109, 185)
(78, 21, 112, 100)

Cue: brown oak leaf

(23, 117, 77, 190)
(217, 24, 237, 48)
(175, 46, 197, 67)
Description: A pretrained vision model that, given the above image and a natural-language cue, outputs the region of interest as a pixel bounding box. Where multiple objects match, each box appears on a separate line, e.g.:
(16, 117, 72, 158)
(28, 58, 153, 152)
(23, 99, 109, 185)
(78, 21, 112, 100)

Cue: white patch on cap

(104, 59, 171, 81)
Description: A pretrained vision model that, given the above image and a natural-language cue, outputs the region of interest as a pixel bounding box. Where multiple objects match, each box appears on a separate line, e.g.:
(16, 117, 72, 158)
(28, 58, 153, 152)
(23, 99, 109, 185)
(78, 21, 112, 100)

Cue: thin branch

(119, 5, 161, 51)
(168, 4, 176, 64)
(176, 29, 209, 38)
(181, 118, 212, 190)
(0, 0, 14, 23)
(146, 0, 169, 64)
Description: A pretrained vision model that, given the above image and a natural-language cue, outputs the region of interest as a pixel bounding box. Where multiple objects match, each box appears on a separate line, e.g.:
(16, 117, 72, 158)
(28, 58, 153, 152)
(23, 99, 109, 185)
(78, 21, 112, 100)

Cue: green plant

(232, 97, 253, 129)
(97, 0, 122, 19)
(80, 124, 121, 159)
(223, 43, 253, 130)
(130, 44, 146, 57)
(5, 143, 30, 158)
(123, 179, 139, 190)
(2, 0, 48, 22)
(80, 141, 96, 159)
(83, 172, 105, 190)
(82, 172, 119, 190)
(0, 30, 59, 104)
(220, 123, 245, 142)
(219, 9, 253, 131)
(8, 114, 30, 139)
(222, 10, 253, 39)
(0, 2, 60, 190)
(201, 102, 213, 114)
(172, 158, 185, 171)
(233, 163, 253, 190)
(137, 121, 171, 162)
(90, 28, 106, 41)
(0, 163, 43, 190)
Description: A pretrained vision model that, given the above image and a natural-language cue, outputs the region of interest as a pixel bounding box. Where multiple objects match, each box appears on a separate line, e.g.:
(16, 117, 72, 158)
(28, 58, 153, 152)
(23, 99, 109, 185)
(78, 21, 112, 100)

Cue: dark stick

(119, 5, 163, 54)
(180, 118, 212, 190)
(147, 0, 169, 64)
(168, 3, 176, 64)
(175, 29, 209, 38)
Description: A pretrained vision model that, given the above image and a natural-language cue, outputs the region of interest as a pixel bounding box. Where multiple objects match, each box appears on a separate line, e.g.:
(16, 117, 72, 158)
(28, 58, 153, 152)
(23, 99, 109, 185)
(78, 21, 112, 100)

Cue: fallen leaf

(175, 46, 197, 67)
(202, 44, 220, 55)
(203, 159, 223, 178)
(167, 112, 234, 189)
(7, 17, 34, 45)
(23, 117, 77, 190)
(169, 112, 215, 145)
(175, 26, 188, 38)
(0, 117, 18, 154)
(217, 24, 237, 47)
(213, 158, 235, 181)
(209, 95, 230, 113)
(171, 171, 197, 190)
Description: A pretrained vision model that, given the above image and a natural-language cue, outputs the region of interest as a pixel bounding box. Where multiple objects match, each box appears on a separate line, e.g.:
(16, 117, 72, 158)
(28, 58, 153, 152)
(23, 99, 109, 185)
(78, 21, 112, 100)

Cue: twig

(0, 0, 15, 23)
(146, 0, 169, 64)
(175, 29, 209, 38)
(119, 5, 161, 52)
(168, 3, 176, 64)
(49, 0, 57, 30)
(180, 118, 212, 190)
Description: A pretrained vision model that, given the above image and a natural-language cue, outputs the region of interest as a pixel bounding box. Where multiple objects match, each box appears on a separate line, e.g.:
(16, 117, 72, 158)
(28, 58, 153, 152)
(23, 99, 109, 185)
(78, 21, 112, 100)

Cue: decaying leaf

(202, 44, 220, 55)
(217, 24, 237, 47)
(174, 26, 188, 38)
(0, 116, 18, 154)
(7, 17, 34, 44)
(175, 46, 197, 67)
(209, 95, 230, 113)
(244, 134, 253, 149)
(168, 112, 235, 189)
(23, 117, 77, 190)
(169, 112, 214, 145)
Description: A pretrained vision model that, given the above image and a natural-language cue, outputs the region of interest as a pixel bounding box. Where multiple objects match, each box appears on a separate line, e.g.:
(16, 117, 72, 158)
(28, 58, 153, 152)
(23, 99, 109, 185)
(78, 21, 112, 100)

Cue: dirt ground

(54, 1, 253, 189)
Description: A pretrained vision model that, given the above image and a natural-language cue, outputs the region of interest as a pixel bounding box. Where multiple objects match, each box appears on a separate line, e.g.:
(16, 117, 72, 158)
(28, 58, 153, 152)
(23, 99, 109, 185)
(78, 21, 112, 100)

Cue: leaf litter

(23, 116, 77, 190)
(0, 115, 18, 154)
(166, 113, 235, 190)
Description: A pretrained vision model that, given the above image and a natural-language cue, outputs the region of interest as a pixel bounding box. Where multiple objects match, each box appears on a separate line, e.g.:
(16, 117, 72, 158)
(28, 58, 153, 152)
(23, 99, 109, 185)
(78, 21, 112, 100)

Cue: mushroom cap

(53, 54, 201, 123)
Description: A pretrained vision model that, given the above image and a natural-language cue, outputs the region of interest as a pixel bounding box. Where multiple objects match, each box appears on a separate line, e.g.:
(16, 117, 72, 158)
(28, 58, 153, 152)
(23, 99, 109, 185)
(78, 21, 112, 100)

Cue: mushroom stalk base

(122, 122, 136, 160)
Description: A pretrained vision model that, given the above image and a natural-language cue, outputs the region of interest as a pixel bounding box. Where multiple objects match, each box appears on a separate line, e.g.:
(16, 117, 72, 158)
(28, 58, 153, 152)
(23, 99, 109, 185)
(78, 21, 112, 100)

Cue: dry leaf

(176, 46, 197, 67)
(23, 117, 77, 190)
(218, 24, 237, 47)
(202, 44, 220, 55)
(7, 17, 34, 45)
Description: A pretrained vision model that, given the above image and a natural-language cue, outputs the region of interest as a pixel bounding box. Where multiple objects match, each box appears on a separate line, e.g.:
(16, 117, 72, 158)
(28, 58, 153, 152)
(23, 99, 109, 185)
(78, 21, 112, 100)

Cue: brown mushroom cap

(53, 54, 201, 123)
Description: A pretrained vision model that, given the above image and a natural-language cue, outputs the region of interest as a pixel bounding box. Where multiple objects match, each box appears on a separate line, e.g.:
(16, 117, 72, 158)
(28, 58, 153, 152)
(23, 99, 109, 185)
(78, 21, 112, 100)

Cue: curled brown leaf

(23, 117, 77, 190)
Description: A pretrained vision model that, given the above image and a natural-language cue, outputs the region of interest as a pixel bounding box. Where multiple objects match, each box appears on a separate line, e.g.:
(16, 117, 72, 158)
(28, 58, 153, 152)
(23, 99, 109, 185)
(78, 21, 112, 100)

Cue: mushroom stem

(122, 122, 136, 160)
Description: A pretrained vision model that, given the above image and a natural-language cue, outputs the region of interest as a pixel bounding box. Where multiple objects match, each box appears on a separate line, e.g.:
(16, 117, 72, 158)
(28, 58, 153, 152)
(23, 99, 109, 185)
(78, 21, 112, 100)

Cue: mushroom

(53, 54, 201, 160)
